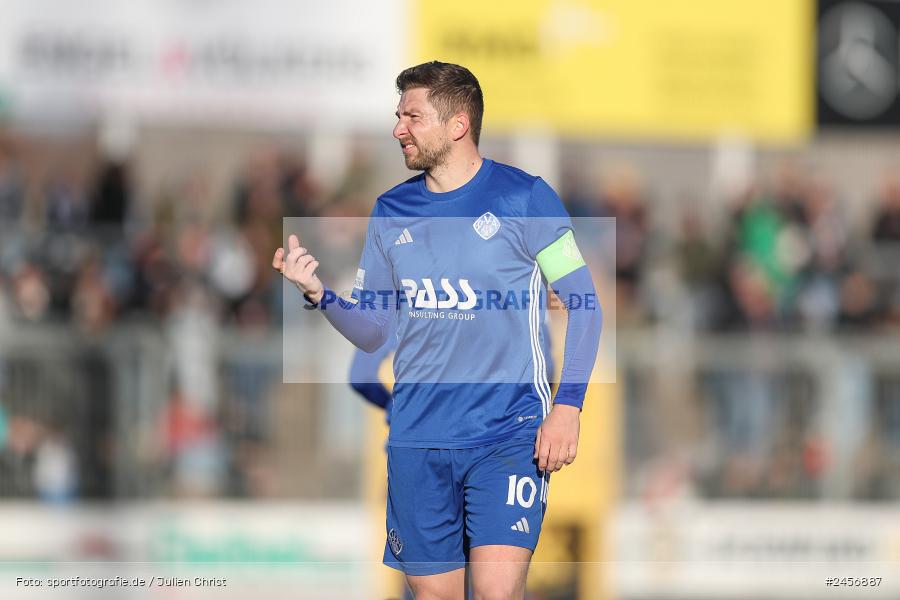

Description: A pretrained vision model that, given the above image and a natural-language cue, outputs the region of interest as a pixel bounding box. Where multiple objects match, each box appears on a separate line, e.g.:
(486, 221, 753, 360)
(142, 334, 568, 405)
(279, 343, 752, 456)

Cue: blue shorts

(383, 437, 549, 576)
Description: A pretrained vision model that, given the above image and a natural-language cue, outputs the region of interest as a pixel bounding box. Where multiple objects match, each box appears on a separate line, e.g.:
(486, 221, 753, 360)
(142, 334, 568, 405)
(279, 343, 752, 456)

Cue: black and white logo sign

(818, 1, 900, 125)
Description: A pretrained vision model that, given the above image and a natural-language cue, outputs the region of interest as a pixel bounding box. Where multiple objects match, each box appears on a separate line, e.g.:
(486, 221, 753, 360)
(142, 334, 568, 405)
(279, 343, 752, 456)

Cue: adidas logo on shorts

(510, 517, 530, 533)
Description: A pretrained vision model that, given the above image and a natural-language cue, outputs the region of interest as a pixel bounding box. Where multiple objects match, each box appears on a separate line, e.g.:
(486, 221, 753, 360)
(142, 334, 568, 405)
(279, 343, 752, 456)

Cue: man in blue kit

(274, 62, 602, 600)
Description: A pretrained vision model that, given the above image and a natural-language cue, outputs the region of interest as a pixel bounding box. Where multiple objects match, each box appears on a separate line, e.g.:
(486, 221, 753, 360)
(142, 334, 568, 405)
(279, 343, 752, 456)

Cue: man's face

(393, 87, 451, 171)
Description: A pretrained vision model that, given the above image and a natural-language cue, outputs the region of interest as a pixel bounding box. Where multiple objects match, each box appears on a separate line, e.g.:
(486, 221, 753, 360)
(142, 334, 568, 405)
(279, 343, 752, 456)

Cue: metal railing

(1, 324, 898, 501)
(0, 323, 361, 500)
(618, 330, 900, 502)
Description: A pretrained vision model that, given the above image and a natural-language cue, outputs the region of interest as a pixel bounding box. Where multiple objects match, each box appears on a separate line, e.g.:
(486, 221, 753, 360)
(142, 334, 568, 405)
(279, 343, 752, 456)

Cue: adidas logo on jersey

(394, 228, 414, 245)
(510, 517, 530, 533)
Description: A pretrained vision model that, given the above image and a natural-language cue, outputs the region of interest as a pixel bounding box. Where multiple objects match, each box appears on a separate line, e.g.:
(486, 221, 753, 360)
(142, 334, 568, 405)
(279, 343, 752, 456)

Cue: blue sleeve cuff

(553, 383, 587, 410)
(315, 287, 392, 352)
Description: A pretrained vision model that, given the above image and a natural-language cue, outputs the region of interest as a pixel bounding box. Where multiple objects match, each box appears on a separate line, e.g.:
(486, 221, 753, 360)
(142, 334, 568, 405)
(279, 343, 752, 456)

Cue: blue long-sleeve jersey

(319, 159, 601, 448)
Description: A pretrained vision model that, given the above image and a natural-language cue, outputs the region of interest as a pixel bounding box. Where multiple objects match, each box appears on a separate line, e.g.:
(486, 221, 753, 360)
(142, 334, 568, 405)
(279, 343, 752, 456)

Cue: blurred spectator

(71, 254, 117, 333)
(884, 289, 900, 330)
(45, 165, 89, 230)
(33, 426, 78, 503)
(791, 178, 850, 331)
(770, 160, 808, 227)
(851, 430, 887, 499)
(327, 146, 376, 216)
(90, 160, 131, 225)
(161, 388, 224, 497)
(711, 372, 777, 496)
(837, 270, 880, 330)
(0, 402, 8, 450)
(1, 415, 44, 497)
(0, 273, 10, 331)
(208, 228, 258, 305)
(167, 281, 219, 415)
(101, 240, 137, 312)
(281, 152, 319, 218)
(794, 271, 840, 332)
(722, 255, 778, 330)
(593, 164, 650, 323)
(160, 280, 226, 494)
(801, 177, 849, 273)
(221, 219, 280, 326)
(233, 147, 283, 226)
(130, 227, 177, 317)
(676, 205, 725, 330)
(175, 221, 212, 277)
(222, 304, 276, 496)
(871, 169, 900, 243)
(558, 163, 595, 218)
(68, 343, 116, 500)
(725, 190, 791, 322)
(12, 262, 51, 322)
(0, 143, 25, 223)
(154, 168, 216, 238)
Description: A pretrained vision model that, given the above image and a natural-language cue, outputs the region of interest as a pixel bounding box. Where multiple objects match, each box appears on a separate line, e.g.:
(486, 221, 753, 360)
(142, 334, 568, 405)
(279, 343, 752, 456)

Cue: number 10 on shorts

(506, 475, 537, 508)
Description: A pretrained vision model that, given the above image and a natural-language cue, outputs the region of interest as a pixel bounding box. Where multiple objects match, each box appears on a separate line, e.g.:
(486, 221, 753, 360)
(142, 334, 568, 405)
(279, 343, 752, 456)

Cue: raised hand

(273, 234, 324, 303)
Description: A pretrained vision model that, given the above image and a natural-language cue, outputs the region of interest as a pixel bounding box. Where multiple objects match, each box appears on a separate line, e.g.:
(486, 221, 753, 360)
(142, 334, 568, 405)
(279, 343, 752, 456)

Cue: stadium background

(1, 0, 899, 598)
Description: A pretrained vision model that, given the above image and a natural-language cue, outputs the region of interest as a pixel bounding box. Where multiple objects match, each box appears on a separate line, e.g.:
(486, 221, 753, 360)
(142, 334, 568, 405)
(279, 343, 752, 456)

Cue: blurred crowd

(0, 142, 330, 335)
(564, 162, 900, 334)
(1, 135, 900, 336)
(0, 134, 346, 501)
(1, 129, 899, 502)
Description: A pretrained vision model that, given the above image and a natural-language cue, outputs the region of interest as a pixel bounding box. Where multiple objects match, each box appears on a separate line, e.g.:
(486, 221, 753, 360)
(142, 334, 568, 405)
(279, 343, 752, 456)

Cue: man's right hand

(273, 234, 324, 304)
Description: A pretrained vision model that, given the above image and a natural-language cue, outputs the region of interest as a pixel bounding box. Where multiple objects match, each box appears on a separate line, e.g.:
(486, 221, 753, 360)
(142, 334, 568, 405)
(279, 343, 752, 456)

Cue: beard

(403, 137, 451, 171)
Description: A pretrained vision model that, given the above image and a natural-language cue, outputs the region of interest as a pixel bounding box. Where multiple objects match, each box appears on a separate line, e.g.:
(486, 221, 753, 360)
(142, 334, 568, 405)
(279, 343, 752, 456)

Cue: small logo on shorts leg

(510, 517, 530, 533)
(388, 528, 403, 555)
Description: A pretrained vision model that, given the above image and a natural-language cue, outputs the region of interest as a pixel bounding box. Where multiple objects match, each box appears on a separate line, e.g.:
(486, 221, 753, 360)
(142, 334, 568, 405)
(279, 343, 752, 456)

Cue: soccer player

(274, 61, 602, 600)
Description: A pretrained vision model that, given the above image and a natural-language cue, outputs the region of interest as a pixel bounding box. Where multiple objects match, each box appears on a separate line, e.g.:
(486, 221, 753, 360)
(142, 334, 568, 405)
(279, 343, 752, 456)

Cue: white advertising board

(0, 502, 374, 599)
(0, 0, 405, 129)
(612, 502, 900, 599)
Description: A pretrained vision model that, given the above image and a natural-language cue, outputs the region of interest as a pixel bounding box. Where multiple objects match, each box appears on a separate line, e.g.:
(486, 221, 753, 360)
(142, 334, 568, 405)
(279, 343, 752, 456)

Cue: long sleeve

(313, 203, 397, 352)
(548, 266, 602, 409)
(315, 290, 393, 352)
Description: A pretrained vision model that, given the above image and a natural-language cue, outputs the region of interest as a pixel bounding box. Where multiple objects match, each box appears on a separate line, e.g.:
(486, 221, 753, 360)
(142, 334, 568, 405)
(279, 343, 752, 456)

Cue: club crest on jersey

(473, 212, 501, 240)
(388, 529, 403, 555)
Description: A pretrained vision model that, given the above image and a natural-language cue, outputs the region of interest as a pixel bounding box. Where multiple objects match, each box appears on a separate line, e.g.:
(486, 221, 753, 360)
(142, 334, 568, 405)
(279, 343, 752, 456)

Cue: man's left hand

(534, 404, 580, 472)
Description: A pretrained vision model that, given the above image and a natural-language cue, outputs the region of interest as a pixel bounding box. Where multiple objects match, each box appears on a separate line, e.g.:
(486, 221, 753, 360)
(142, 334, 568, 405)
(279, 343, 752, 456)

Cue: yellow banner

(413, 0, 813, 142)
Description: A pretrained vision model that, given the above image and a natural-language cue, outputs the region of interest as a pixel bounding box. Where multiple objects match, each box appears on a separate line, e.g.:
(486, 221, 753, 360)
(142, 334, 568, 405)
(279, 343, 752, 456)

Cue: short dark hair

(396, 61, 484, 146)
